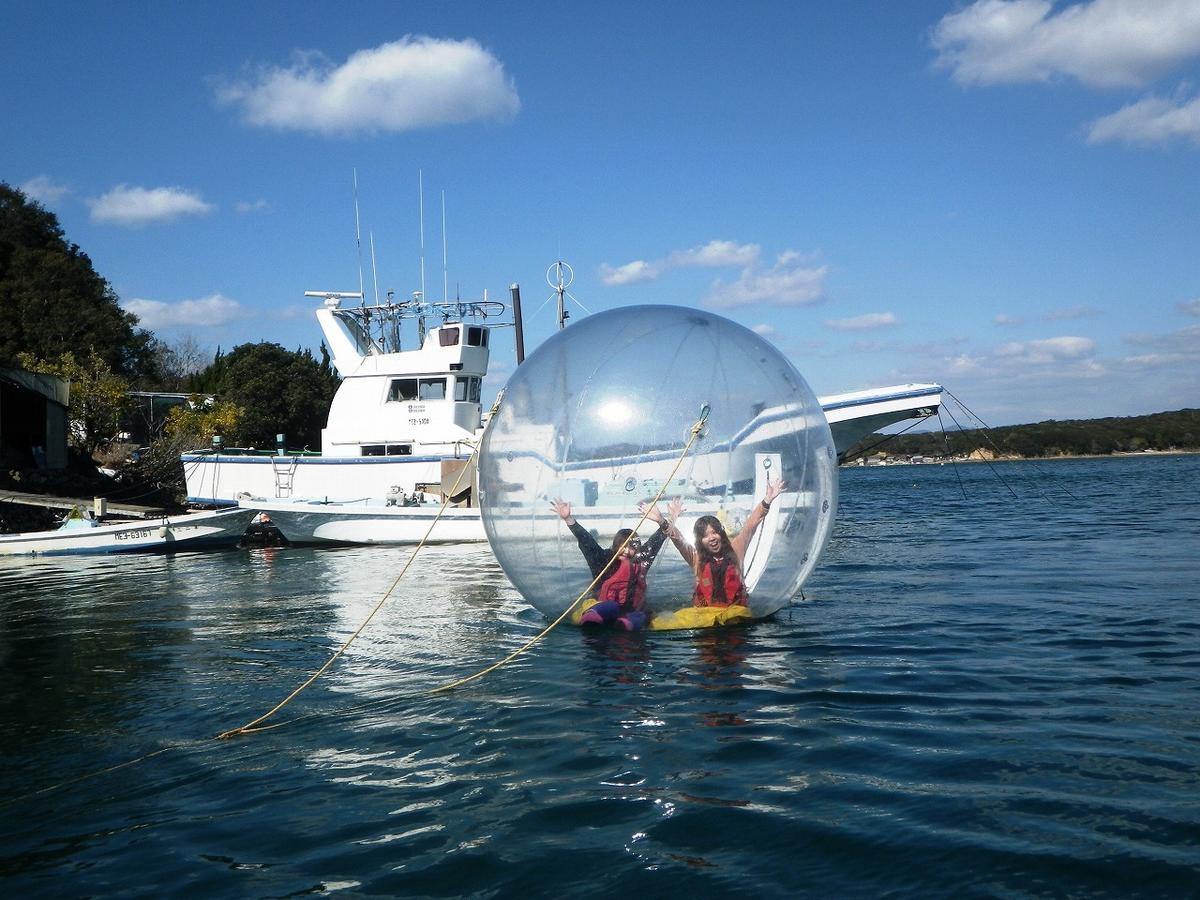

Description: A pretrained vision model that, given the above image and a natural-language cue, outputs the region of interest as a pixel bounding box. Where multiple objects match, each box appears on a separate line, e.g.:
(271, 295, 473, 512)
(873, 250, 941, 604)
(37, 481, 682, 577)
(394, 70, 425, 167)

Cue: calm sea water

(1, 455, 1197, 898)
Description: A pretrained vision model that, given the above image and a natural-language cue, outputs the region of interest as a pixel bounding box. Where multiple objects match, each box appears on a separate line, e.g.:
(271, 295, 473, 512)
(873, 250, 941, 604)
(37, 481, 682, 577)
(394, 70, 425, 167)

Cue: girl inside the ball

(666, 478, 786, 608)
(551, 498, 672, 631)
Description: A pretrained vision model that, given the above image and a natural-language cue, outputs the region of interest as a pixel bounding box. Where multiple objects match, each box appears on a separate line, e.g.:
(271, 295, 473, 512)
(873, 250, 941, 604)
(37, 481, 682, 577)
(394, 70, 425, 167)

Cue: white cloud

(825, 312, 898, 331)
(1179, 298, 1200, 316)
(668, 240, 760, 268)
(932, 0, 1200, 88)
(235, 199, 269, 213)
(751, 323, 777, 337)
(89, 184, 214, 226)
(123, 294, 246, 328)
(704, 253, 827, 309)
(1087, 91, 1200, 145)
(216, 36, 520, 134)
(1118, 324, 1200, 370)
(599, 240, 760, 286)
(995, 313, 1026, 326)
(995, 335, 1096, 362)
(19, 175, 70, 205)
(598, 259, 659, 286)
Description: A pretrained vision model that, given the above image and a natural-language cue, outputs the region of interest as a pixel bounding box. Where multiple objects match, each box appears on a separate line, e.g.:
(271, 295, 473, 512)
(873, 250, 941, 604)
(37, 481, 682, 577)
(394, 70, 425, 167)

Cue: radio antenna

(418, 170, 426, 304)
(441, 190, 449, 303)
(369, 231, 380, 305)
(352, 169, 365, 303)
(545, 259, 589, 330)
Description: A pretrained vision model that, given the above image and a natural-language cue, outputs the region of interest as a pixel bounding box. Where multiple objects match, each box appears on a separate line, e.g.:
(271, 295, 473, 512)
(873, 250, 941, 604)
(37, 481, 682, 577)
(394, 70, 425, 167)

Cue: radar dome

(478, 305, 837, 626)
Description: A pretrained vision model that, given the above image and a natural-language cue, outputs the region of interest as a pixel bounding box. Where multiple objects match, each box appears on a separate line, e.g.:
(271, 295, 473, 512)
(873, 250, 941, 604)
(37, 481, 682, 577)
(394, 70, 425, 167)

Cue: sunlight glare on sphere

(478, 305, 838, 626)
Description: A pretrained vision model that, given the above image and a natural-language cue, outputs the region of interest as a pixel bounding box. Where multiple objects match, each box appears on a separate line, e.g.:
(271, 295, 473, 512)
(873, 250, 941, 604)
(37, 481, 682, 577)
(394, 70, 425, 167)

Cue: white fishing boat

(0, 506, 260, 556)
(185, 282, 942, 546)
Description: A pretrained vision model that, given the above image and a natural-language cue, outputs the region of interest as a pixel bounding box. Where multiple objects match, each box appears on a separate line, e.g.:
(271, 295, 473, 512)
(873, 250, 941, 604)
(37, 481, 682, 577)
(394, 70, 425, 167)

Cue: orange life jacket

(598, 557, 647, 610)
(693, 556, 747, 608)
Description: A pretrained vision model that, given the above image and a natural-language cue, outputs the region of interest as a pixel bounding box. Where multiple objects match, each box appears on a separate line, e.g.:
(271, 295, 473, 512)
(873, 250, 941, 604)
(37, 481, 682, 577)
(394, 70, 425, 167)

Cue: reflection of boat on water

(0, 506, 259, 556)
(185, 285, 942, 545)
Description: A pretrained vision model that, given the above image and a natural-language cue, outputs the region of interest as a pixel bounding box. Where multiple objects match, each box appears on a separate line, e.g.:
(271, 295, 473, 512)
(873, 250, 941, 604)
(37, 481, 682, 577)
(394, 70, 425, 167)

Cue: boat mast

(353, 169, 365, 303)
(547, 260, 586, 330)
(441, 190, 449, 303)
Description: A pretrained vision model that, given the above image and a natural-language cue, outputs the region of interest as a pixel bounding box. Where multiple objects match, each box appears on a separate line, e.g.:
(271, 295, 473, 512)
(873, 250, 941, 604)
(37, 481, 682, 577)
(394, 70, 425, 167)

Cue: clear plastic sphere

(478, 305, 837, 625)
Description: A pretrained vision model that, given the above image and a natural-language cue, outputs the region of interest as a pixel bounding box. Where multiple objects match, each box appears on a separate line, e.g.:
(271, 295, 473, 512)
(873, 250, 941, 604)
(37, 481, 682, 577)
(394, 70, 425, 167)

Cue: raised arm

(636, 501, 672, 566)
(731, 478, 785, 564)
(552, 497, 608, 577)
(661, 496, 696, 569)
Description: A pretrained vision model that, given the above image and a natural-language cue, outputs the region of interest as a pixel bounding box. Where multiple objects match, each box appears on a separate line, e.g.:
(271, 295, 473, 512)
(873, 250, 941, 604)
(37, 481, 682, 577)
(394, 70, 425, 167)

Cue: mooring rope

(3, 402, 711, 805)
(217, 397, 500, 739)
(422, 404, 711, 696)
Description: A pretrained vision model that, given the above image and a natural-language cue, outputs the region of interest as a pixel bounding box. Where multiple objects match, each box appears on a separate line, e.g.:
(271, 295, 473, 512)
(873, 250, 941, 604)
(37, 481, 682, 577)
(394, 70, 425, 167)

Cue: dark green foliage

(0, 183, 155, 380)
(188, 341, 339, 449)
(846, 409, 1200, 461)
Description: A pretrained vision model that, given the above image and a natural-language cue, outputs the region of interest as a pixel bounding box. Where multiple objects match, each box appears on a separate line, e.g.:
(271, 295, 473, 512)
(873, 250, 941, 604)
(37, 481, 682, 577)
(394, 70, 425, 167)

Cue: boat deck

(0, 490, 166, 518)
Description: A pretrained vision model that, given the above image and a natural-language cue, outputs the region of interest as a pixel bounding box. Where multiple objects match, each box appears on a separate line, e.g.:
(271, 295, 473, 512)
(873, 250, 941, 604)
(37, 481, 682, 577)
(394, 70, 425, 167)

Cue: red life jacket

(693, 556, 747, 608)
(598, 557, 647, 611)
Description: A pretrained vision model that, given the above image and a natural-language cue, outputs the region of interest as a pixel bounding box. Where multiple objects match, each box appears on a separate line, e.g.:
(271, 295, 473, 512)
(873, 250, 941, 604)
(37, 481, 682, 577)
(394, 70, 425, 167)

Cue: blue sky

(3, 0, 1199, 425)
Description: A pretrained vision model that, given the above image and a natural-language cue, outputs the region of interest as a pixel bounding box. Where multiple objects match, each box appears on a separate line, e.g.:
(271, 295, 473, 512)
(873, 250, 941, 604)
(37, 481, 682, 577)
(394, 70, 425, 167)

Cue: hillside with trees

(1, 181, 340, 510)
(844, 409, 1200, 463)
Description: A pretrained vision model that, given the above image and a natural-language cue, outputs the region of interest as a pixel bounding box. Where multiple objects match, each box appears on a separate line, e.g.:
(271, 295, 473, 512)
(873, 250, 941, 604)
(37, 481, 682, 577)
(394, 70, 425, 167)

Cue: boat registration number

(115, 529, 156, 541)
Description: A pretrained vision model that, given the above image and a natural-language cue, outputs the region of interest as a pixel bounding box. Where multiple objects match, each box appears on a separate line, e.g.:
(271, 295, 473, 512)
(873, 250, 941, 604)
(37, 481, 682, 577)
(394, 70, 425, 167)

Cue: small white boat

(0, 507, 260, 556)
(243, 496, 487, 545)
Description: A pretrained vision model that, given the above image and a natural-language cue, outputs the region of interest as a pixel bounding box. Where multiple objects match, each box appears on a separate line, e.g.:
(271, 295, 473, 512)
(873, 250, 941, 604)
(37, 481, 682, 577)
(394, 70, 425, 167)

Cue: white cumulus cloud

(598, 259, 659, 286)
(19, 175, 70, 205)
(751, 323, 777, 337)
(932, 0, 1200, 88)
(216, 36, 520, 134)
(89, 185, 214, 227)
(1087, 91, 1200, 145)
(825, 312, 898, 331)
(599, 240, 761, 286)
(1179, 298, 1200, 316)
(704, 252, 827, 309)
(995, 335, 1096, 363)
(123, 294, 246, 329)
(668, 240, 761, 268)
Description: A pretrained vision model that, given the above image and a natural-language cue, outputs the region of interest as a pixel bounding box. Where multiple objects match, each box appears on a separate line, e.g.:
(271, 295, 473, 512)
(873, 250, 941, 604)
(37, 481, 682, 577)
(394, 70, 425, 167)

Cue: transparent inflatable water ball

(478, 305, 838, 626)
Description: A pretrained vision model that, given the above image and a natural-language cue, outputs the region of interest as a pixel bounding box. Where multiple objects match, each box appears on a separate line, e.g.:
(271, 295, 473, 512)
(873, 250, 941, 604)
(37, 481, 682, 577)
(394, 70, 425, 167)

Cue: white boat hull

(244, 498, 487, 545)
(0, 507, 260, 556)
(186, 384, 943, 507)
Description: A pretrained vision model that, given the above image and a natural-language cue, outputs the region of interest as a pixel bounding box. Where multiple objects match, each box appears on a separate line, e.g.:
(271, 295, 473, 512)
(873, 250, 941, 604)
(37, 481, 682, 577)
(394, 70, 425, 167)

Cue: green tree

(190, 342, 338, 448)
(0, 183, 155, 379)
(17, 349, 132, 452)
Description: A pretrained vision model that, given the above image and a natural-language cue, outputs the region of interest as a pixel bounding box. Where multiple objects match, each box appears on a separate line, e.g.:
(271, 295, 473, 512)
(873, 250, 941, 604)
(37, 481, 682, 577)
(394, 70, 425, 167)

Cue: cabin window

(466, 326, 488, 347)
(387, 378, 418, 402)
(418, 377, 446, 400)
(362, 444, 413, 456)
(454, 376, 482, 403)
(439, 327, 461, 347)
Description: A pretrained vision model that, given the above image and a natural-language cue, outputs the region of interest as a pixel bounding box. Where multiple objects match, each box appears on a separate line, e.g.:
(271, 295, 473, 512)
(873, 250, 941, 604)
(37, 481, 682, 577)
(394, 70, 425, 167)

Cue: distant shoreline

(843, 449, 1199, 468)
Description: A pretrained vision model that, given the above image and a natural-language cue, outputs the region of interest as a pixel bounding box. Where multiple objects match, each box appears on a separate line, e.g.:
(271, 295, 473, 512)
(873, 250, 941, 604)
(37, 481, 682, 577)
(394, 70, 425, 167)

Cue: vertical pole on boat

(555, 261, 567, 330)
(441, 190, 449, 303)
(369, 232, 380, 306)
(353, 169, 365, 302)
(418, 170, 426, 305)
(510, 283, 525, 365)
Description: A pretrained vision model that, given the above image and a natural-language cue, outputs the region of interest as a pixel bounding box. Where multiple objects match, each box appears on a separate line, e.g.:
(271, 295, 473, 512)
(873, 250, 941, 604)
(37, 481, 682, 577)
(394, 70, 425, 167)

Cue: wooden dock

(0, 490, 166, 518)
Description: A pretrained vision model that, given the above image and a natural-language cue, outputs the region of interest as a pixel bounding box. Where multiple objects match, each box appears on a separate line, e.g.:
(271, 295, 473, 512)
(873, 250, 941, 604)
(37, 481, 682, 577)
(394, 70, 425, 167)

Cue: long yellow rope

(423, 404, 710, 696)
(3, 403, 710, 805)
(217, 403, 493, 739)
